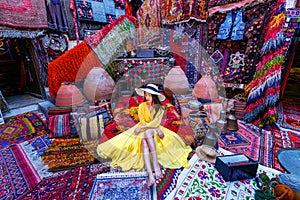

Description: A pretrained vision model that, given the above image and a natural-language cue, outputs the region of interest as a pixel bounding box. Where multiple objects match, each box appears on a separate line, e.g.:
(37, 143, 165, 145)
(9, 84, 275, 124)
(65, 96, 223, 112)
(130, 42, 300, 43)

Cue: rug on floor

(277, 98, 300, 132)
(0, 143, 43, 199)
(156, 168, 183, 200)
(88, 171, 151, 200)
(218, 120, 262, 161)
(18, 135, 53, 178)
(22, 163, 111, 200)
(165, 151, 281, 200)
(41, 138, 95, 172)
(273, 126, 300, 172)
(0, 111, 48, 149)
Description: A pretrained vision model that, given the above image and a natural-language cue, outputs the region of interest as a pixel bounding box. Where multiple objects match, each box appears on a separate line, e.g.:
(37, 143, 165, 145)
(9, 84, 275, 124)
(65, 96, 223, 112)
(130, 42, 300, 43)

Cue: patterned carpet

(89, 171, 151, 200)
(0, 112, 48, 149)
(23, 163, 111, 200)
(165, 153, 281, 200)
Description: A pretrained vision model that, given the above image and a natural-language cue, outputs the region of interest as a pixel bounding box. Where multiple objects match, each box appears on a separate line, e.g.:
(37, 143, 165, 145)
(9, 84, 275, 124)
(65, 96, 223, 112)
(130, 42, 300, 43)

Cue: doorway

(0, 38, 47, 114)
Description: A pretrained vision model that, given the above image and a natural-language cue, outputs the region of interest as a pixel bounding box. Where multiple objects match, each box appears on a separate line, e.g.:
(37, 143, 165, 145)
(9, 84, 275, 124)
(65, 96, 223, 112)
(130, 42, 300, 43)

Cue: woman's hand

(134, 125, 146, 135)
(134, 126, 141, 135)
(156, 128, 164, 139)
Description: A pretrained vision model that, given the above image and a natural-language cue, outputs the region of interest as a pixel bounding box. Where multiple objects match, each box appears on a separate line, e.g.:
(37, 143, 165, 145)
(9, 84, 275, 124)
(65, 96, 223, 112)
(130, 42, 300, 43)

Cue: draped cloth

(0, 0, 48, 38)
(243, 0, 287, 127)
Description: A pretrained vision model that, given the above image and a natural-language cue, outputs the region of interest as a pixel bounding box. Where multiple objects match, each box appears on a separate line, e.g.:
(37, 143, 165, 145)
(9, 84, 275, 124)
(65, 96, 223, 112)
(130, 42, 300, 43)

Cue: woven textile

(23, 163, 110, 200)
(89, 171, 151, 200)
(0, 143, 45, 199)
(136, 0, 162, 47)
(161, 0, 207, 24)
(0, 0, 47, 29)
(41, 138, 95, 172)
(156, 168, 183, 200)
(47, 113, 76, 138)
(243, 0, 287, 127)
(218, 120, 262, 161)
(0, 112, 48, 149)
(166, 151, 281, 200)
(167, 154, 227, 199)
(48, 41, 102, 98)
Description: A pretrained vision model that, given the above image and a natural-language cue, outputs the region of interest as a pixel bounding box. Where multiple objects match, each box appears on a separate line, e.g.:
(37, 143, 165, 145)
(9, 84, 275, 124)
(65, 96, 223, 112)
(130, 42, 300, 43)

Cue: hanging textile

(243, 0, 287, 127)
(0, 0, 48, 38)
(136, 0, 162, 48)
(85, 15, 137, 66)
(161, 0, 207, 24)
(46, 0, 69, 32)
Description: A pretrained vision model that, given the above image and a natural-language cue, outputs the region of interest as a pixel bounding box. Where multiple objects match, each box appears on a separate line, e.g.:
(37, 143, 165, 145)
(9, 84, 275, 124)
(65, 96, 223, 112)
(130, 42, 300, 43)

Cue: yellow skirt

(97, 124, 192, 171)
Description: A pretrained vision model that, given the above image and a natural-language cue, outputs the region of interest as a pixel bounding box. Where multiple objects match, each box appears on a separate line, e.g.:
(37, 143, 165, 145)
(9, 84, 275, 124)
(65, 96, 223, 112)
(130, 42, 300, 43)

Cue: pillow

(76, 103, 113, 142)
(47, 113, 78, 138)
(79, 114, 104, 142)
(48, 106, 73, 116)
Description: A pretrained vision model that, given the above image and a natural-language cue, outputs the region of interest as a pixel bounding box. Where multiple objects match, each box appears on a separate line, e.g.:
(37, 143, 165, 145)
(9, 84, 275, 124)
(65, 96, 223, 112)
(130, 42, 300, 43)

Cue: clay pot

(164, 66, 190, 96)
(56, 82, 85, 107)
(83, 67, 115, 103)
(193, 76, 218, 102)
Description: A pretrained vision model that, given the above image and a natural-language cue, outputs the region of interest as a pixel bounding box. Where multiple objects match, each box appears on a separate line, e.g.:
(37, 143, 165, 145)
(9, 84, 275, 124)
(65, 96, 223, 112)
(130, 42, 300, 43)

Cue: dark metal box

(215, 154, 258, 182)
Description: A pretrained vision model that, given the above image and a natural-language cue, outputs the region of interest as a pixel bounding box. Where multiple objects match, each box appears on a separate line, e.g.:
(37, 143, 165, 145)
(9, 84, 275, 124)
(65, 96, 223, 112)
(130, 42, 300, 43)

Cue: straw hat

(195, 145, 217, 163)
(135, 84, 166, 102)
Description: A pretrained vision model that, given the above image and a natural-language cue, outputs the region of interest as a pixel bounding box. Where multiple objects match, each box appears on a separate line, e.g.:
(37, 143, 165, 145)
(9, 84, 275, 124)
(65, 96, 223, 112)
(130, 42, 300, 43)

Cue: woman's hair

(144, 93, 164, 118)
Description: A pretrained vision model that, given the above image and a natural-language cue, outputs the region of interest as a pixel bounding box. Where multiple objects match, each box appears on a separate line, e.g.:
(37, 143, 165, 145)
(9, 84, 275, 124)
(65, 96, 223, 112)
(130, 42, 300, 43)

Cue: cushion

(47, 113, 78, 138)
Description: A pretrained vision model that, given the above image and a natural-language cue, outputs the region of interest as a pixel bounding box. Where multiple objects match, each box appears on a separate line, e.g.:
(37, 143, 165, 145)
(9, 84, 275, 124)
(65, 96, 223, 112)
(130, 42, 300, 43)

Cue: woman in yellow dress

(97, 83, 192, 186)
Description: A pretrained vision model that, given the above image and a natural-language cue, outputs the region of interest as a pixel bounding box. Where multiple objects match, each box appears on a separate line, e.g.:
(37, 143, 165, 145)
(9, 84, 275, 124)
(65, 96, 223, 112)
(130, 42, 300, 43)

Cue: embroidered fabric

(217, 10, 245, 40)
(231, 10, 246, 40)
(217, 11, 233, 40)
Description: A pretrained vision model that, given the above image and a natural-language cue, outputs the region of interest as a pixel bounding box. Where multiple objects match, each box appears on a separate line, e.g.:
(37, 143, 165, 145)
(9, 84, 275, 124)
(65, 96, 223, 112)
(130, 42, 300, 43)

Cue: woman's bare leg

(145, 129, 163, 180)
(142, 139, 155, 186)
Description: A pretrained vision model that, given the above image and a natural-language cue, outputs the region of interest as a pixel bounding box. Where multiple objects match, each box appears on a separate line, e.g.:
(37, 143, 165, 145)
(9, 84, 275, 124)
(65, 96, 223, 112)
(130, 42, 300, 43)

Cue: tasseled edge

(0, 30, 45, 38)
(261, 32, 285, 55)
(243, 87, 279, 122)
(246, 71, 281, 104)
(86, 16, 137, 66)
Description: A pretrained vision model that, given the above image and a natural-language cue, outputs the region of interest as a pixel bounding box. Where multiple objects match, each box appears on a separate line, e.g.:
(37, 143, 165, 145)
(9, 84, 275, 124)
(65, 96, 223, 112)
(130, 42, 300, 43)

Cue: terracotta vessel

(193, 76, 218, 102)
(83, 67, 115, 103)
(164, 66, 190, 96)
(56, 82, 85, 107)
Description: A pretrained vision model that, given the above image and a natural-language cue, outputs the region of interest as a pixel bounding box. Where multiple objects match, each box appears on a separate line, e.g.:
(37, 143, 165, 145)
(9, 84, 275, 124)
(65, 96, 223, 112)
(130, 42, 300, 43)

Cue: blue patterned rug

(89, 171, 151, 200)
(219, 131, 251, 147)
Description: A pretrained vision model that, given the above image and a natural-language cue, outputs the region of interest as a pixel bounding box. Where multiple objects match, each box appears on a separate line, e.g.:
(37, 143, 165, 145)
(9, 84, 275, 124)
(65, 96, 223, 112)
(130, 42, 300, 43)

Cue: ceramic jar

(83, 67, 115, 103)
(56, 82, 85, 107)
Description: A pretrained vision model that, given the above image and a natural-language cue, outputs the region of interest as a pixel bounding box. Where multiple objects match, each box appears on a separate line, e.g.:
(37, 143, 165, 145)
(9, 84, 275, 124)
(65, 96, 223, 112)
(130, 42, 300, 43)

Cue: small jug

(203, 124, 219, 149)
(227, 108, 239, 131)
(216, 109, 227, 134)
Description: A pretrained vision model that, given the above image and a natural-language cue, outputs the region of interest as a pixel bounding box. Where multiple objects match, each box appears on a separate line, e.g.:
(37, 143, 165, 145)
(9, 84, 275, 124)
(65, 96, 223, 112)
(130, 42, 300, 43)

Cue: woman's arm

(145, 108, 164, 128)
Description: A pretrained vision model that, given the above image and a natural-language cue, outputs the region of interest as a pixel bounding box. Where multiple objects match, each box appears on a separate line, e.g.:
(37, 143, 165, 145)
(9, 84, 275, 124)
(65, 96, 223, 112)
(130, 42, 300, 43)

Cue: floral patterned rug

(166, 151, 281, 200)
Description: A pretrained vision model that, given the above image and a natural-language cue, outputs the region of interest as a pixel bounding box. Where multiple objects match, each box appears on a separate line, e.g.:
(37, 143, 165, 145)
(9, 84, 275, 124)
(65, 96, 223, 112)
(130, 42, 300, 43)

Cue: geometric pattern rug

(0, 111, 48, 149)
(156, 167, 183, 200)
(0, 143, 44, 200)
(278, 98, 300, 132)
(88, 171, 151, 200)
(219, 120, 274, 167)
(22, 163, 111, 200)
(218, 120, 262, 161)
(165, 153, 281, 200)
(272, 126, 300, 172)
